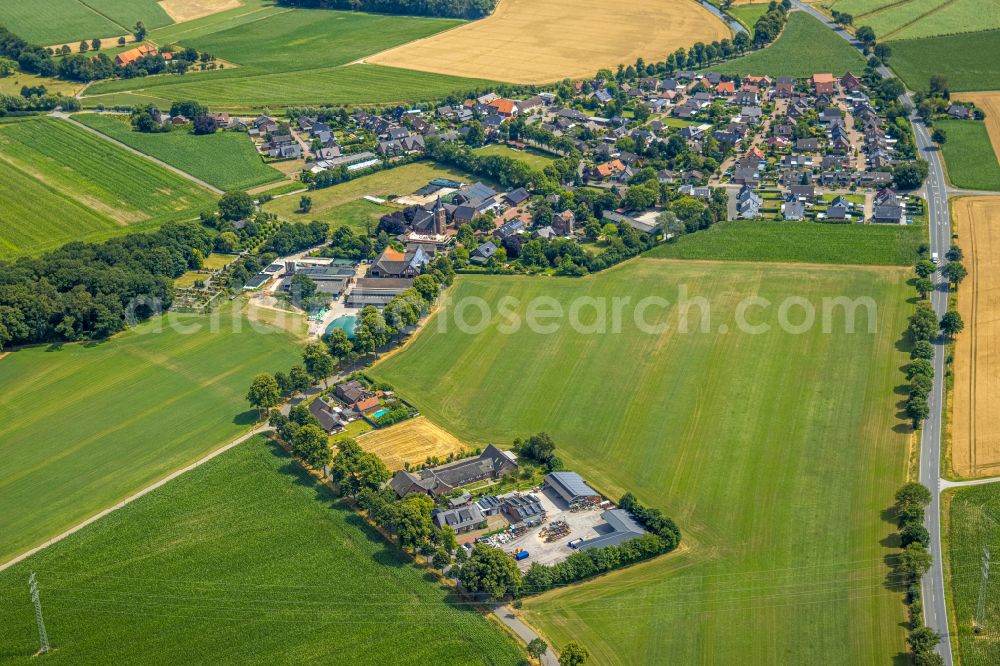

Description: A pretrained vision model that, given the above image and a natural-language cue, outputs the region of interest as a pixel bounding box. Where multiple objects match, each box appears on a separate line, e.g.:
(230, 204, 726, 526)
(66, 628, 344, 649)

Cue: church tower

(433, 196, 447, 236)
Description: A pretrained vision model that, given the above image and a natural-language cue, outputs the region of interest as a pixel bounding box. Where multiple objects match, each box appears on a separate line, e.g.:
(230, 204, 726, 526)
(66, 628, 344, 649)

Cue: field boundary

(0, 424, 268, 574)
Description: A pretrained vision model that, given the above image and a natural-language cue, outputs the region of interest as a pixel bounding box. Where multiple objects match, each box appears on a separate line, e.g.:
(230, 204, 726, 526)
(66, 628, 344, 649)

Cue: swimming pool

(372, 409, 389, 419)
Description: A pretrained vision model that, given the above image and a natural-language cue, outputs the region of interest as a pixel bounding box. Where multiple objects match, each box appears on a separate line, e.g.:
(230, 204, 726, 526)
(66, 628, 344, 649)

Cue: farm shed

(544, 472, 602, 505)
(577, 509, 647, 551)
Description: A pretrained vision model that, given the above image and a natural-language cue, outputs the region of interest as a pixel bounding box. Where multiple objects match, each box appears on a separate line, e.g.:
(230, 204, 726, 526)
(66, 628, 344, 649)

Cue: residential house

(736, 184, 763, 219)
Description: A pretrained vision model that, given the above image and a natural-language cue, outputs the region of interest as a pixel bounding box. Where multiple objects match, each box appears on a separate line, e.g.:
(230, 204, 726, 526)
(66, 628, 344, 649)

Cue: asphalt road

(789, 3, 955, 661)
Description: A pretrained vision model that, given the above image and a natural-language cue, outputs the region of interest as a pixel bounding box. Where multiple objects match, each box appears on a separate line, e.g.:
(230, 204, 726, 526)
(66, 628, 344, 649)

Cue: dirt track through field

(367, 0, 730, 83)
(955, 91, 1000, 163)
(952, 197, 1000, 477)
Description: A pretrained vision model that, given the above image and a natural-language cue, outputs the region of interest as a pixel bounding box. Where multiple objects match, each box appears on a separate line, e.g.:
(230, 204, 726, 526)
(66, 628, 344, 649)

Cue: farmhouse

(115, 44, 157, 66)
(389, 444, 518, 498)
(544, 471, 602, 505)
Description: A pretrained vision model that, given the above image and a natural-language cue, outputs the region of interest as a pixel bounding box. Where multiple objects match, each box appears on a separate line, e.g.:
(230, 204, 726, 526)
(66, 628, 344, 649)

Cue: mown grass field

(649, 219, 926, 265)
(373, 259, 913, 664)
(76, 113, 284, 191)
(727, 2, 770, 29)
(890, 30, 1000, 92)
(264, 161, 483, 231)
(937, 120, 1000, 190)
(710, 12, 866, 78)
(0, 305, 302, 564)
(83, 6, 494, 108)
(0, 70, 82, 97)
(358, 416, 469, 471)
(824, 0, 998, 40)
(474, 144, 556, 169)
(0, 438, 523, 664)
(945, 485, 1000, 665)
(0, 117, 216, 257)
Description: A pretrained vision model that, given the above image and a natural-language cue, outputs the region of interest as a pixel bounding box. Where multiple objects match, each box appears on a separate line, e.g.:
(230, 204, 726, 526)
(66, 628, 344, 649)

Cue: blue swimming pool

(372, 409, 389, 419)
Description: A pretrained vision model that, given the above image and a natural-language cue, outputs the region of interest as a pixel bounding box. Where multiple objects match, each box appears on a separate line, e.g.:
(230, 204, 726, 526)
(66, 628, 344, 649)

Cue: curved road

(790, 2, 955, 661)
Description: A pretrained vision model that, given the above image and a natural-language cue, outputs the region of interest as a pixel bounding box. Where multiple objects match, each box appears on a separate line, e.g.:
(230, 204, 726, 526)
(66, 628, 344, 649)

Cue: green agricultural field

(0, 117, 216, 257)
(0, 0, 173, 45)
(474, 144, 556, 169)
(710, 12, 867, 78)
(0, 304, 302, 564)
(76, 113, 284, 191)
(83, 7, 495, 108)
(945, 485, 1000, 665)
(0, 438, 523, 664)
(0, 0, 119, 45)
(373, 259, 914, 664)
(890, 30, 1000, 92)
(265, 161, 484, 231)
(825, 0, 999, 40)
(649, 219, 926, 265)
(937, 120, 1000, 190)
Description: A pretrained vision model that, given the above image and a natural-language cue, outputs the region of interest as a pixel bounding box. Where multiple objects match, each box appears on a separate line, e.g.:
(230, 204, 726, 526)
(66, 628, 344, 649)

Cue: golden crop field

(951, 197, 1000, 478)
(955, 91, 1000, 163)
(357, 416, 470, 471)
(367, 0, 731, 83)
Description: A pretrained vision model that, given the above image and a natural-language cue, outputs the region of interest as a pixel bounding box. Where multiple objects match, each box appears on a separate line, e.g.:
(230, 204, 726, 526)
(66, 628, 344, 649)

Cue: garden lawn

(945, 485, 1000, 665)
(76, 113, 284, 191)
(372, 259, 914, 664)
(937, 120, 1000, 190)
(0, 305, 302, 564)
(83, 7, 495, 108)
(0, 117, 216, 257)
(265, 161, 484, 231)
(890, 30, 1000, 92)
(0, 438, 523, 664)
(710, 12, 866, 78)
(474, 144, 556, 169)
(648, 219, 925, 265)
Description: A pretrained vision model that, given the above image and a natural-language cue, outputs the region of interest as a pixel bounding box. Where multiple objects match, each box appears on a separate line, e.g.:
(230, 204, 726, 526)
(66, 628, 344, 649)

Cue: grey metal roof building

(577, 509, 647, 551)
(432, 504, 485, 533)
(544, 471, 602, 505)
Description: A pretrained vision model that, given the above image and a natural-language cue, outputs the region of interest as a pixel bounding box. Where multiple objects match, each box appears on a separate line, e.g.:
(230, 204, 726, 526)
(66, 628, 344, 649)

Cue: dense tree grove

(276, 0, 497, 19)
(0, 222, 214, 349)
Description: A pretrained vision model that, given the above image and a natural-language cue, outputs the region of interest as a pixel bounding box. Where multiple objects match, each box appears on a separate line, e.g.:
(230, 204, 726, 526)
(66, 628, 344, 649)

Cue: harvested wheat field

(357, 416, 469, 470)
(366, 0, 731, 83)
(158, 0, 243, 23)
(955, 91, 1000, 163)
(952, 197, 1000, 477)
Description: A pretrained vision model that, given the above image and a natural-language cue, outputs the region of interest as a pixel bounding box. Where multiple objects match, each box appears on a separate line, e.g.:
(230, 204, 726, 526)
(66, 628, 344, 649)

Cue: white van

(931, 252, 939, 264)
